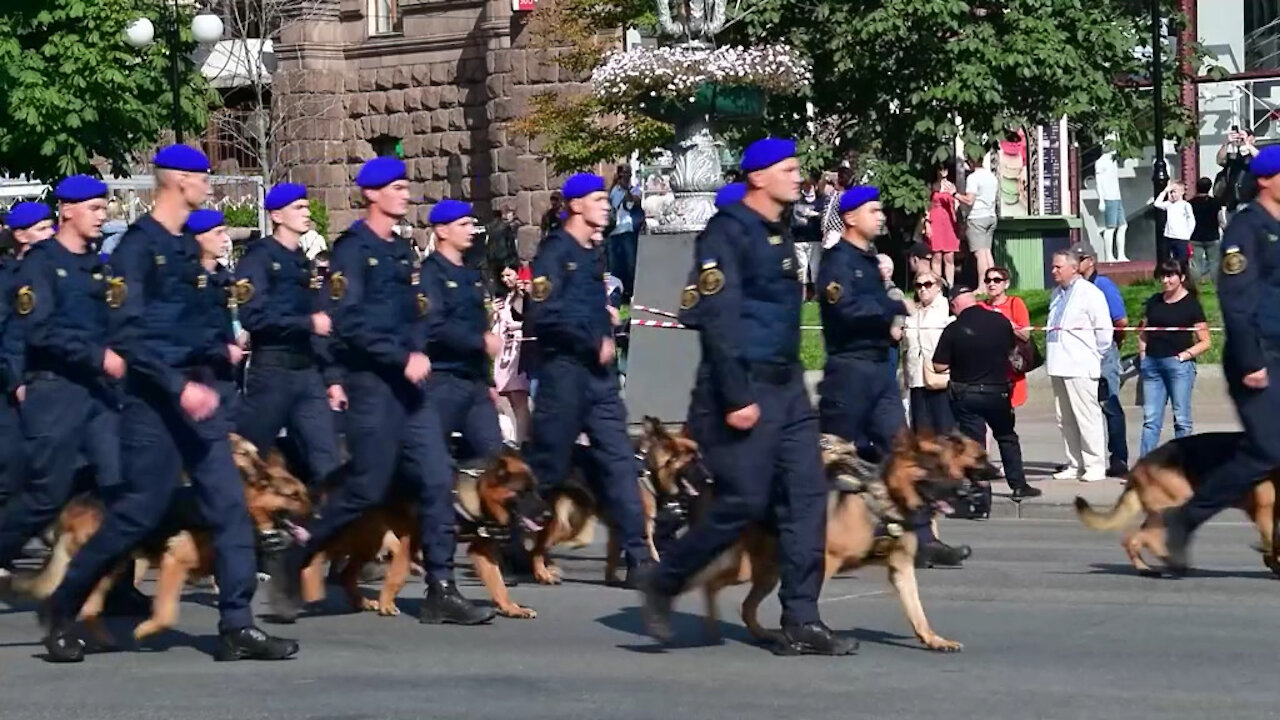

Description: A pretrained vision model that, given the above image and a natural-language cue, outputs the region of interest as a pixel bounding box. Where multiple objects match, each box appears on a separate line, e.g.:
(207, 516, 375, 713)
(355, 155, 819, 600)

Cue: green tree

(0, 0, 214, 181)
(517, 0, 1215, 212)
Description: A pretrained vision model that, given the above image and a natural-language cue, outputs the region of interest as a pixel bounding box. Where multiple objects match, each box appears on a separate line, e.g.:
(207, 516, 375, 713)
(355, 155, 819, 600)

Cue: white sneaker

(1079, 472, 1106, 483)
(1052, 468, 1080, 481)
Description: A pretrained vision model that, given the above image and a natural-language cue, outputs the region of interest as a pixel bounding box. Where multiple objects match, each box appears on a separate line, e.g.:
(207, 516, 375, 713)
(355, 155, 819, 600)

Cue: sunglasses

(915, 281, 936, 289)
(984, 276, 1007, 284)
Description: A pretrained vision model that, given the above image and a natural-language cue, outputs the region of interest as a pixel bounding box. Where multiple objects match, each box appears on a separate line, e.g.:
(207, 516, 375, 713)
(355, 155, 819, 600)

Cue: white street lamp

(123, 6, 224, 143)
(124, 18, 155, 49)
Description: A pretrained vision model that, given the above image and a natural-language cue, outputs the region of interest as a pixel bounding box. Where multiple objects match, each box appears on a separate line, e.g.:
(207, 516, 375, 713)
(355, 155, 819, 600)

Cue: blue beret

(1251, 146, 1280, 178)
(184, 209, 226, 235)
(429, 199, 472, 225)
(714, 182, 747, 208)
(264, 183, 308, 211)
(55, 175, 108, 203)
(562, 173, 606, 201)
(356, 156, 407, 189)
(154, 144, 210, 173)
(6, 202, 51, 230)
(838, 185, 881, 214)
(740, 137, 797, 173)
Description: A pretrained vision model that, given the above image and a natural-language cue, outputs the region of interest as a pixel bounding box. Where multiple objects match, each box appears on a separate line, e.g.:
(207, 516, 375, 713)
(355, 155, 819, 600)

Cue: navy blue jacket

(527, 229, 611, 365)
(0, 258, 24, 393)
(677, 203, 803, 411)
(420, 251, 491, 383)
(108, 215, 237, 397)
(16, 238, 114, 386)
(325, 221, 426, 379)
(1217, 202, 1280, 375)
(815, 239, 906, 359)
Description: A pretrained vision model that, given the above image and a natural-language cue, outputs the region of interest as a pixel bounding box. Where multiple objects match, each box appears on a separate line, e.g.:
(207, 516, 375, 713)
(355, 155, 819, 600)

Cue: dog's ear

(673, 437, 699, 456)
(643, 416, 665, 437)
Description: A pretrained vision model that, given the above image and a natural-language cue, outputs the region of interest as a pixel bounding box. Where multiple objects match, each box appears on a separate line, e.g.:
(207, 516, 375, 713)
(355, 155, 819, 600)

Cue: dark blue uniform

(525, 229, 647, 568)
(0, 258, 26, 510)
(47, 216, 258, 634)
(814, 240, 906, 452)
(647, 204, 827, 626)
(420, 251, 503, 459)
(234, 237, 341, 485)
(1170, 203, 1280, 535)
(299, 221, 458, 584)
(0, 240, 121, 568)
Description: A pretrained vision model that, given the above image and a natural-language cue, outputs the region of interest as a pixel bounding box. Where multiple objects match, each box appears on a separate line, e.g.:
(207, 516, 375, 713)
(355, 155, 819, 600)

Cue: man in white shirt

(1045, 248, 1114, 482)
(956, 153, 998, 287)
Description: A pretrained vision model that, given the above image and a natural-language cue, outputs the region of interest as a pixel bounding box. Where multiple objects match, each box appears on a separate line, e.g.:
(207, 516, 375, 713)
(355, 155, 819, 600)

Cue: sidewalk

(803, 368, 1242, 521)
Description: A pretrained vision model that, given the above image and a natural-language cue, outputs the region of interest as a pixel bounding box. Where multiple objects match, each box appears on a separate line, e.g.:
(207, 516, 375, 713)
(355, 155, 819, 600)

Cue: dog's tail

(553, 496, 596, 548)
(12, 527, 76, 599)
(1074, 487, 1143, 531)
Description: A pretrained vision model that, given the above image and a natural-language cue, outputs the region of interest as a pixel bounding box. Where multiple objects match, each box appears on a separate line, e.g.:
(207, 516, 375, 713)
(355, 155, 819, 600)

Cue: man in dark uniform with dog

(525, 173, 650, 588)
(269, 157, 493, 626)
(638, 138, 854, 656)
(814, 185, 970, 568)
(1163, 145, 1280, 573)
(420, 198, 504, 459)
(40, 145, 298, 663)
(234, 182, 344, 489)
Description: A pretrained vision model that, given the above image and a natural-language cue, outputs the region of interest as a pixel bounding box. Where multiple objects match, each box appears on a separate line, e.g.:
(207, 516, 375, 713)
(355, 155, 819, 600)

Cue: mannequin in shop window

(1095, 150, 1129, 263)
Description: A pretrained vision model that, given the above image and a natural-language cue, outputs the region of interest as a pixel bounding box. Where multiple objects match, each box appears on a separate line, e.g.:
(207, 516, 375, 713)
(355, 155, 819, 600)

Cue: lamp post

(124, 2, 224, 143)
(1151, 0, 1170, 203)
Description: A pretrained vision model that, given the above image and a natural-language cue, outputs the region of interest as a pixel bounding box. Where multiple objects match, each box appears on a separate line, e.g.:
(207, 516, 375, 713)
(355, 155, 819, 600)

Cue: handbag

(916, 309, 949, 390)
(1009, 337, 1044, 375)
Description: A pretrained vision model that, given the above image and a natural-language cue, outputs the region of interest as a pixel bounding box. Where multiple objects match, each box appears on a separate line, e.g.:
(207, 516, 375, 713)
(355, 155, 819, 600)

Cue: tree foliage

(517, 0, 1214, 213)
(0, 0, 215, 181)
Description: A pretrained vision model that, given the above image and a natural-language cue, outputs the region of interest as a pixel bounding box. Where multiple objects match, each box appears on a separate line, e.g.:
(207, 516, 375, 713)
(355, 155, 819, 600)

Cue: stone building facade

(273, 0, 588, 250)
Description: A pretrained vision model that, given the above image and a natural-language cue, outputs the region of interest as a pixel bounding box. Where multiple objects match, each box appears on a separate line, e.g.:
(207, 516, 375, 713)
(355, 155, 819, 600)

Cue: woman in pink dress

(925, 164, 960, 288)
(492, 265, 531, 445)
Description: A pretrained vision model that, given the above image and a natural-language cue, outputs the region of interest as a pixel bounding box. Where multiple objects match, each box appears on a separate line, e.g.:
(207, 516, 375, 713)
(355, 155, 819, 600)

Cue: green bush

(309, 198, 329, 239)
(222, 202, 259, 228)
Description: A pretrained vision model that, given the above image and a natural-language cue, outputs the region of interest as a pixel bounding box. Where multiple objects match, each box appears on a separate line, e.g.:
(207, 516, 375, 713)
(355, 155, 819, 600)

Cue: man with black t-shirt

(933, 283, 1042, 504)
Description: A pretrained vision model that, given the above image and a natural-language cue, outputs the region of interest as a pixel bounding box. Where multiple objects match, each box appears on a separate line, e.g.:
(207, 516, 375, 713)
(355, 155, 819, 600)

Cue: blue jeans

(1139, 355, 1196, 458)
(1099, 344, 1128, 467)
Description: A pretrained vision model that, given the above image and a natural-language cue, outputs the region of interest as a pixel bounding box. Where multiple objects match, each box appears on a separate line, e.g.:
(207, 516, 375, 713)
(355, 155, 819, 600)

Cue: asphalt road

(2, 519, 1279, 720)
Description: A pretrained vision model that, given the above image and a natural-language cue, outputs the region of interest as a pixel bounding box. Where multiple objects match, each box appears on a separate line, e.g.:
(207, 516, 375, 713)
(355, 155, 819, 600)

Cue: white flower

(590, 44, 812, 102)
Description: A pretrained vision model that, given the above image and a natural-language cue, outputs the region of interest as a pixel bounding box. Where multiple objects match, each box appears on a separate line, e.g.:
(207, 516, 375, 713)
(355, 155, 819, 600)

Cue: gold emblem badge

(531, 276, 551, 302)
(698, 268, 725, 296)
(106, 278, 128, 309)
(1223, 250, 1247, 276)
(329, 272, 347, 301)
(15, 286, 34, 315)
(417, 293, 430, 317)
(825, 282, 843, 304)
(680, 285, 699, 310)
(233, 279, 254, 304)
(196, 274, 208, 289)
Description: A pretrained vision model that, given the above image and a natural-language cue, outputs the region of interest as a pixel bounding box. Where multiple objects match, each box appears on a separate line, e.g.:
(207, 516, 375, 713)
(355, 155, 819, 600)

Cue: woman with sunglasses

(978, 267, 1031, 408)
(1137, 259, 1210, 457)
(902, 270, 954, 433)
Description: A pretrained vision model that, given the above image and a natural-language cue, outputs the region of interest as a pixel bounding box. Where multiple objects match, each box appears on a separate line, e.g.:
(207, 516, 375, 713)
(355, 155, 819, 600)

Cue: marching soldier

(234, 182, 344, 488)
(269, 157, 493, 626)
(525, 173, 650, 587)
(638, 138, 855, 655)
(0, 178, 124, 577)
(419, 199, 505, 459)
(40, 145, 298, 663)
(1163, 146, 1280, 572)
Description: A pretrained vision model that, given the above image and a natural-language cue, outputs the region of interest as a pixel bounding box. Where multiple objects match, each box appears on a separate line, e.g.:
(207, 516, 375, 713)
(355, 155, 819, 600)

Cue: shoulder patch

(531, 276, 552, 302)
(233, 278, 254, 304)
(698, 268, 725, 295)
(15, 286, 34, 315)
(105, 277, 128, 309)
(1223, 249, 1247, 276)
(417, 292, 430, 317)
(329, 272, 347, 301)
(680, 285, 700, 310)
(825, 281, 843, 304)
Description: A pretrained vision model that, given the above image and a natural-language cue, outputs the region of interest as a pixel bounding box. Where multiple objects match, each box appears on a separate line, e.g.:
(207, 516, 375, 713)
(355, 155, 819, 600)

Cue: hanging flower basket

(591, 44, 810, 122)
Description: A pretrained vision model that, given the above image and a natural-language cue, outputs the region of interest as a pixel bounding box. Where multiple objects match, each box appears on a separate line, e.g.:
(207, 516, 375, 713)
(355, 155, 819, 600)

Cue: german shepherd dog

(529, 417, 711, 586)
(1074, 432, 1279, 575)
(300, 448, 551, 619)
(686, 432, 994, 653)
(13, 434, 313, 644)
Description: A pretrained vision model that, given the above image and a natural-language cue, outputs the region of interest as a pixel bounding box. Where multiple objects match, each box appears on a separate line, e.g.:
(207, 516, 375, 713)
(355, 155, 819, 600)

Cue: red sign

(512, 0, 535, 10)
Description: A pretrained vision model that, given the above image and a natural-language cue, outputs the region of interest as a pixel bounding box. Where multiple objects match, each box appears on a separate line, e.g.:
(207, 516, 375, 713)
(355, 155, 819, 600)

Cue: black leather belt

(950, 382, 1011, 394)
(251, 348, 314, 370)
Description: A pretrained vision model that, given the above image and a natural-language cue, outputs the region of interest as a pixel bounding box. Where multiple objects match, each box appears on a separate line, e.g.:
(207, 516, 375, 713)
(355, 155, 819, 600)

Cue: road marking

(819, 590, 890, 604)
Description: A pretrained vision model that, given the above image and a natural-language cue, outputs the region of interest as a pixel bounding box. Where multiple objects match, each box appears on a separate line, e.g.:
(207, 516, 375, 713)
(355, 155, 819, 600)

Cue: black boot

(214, 626, 299, 662)
(38, 603, 85, 664)
(419, 579, 495, 625)
(636, 564, 674, 643)
(1010, 484, 1042, 501)
(262, 541, 302, 623)
(773, 621, 858, 656)
(622, 557, 656, 590)
(915, 540, 971, 569)
(102, 582, 151, 617)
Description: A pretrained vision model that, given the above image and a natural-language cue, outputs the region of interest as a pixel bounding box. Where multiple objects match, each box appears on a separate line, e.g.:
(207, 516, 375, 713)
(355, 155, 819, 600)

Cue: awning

(201, 38, 274, 90)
